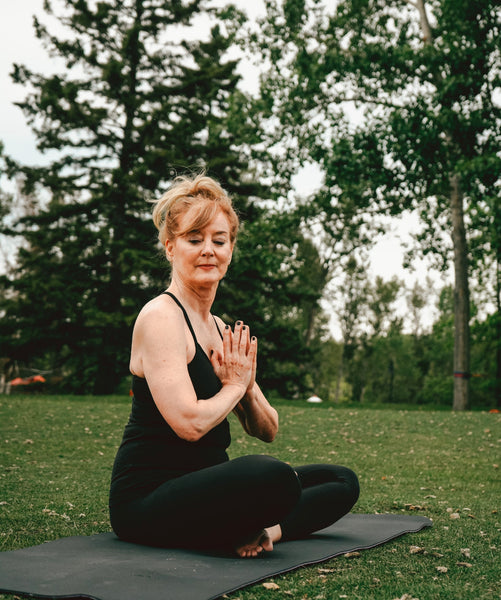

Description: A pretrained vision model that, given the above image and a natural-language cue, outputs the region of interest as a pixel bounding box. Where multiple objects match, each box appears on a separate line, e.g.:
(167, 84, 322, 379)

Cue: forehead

(180, 208, 231, 235)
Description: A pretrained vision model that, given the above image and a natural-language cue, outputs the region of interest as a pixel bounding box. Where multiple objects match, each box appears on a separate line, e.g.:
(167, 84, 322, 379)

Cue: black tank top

(109, 292, 230, 506)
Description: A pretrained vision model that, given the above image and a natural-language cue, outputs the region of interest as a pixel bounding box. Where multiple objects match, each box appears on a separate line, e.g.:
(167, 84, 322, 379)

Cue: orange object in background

(8, 375, 46, 386)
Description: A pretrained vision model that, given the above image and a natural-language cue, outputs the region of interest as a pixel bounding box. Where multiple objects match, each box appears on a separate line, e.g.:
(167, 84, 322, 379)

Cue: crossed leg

(110, 456, 359, 557)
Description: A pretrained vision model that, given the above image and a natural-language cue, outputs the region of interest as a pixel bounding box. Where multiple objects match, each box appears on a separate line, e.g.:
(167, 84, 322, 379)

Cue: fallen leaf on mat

(317, 568, 335, 573)
(344, 551, 361, 558)
(262, 582, 280, 590)
(436, 566, 448, 574)
(393, 595, 419, 600)
(409, 545, 425, 554)
(460, 548, 471, 558)
(456, 562, 473, 568)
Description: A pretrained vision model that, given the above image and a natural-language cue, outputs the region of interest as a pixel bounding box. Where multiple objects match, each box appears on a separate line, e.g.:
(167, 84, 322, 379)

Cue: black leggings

(110, 455, 359, 549)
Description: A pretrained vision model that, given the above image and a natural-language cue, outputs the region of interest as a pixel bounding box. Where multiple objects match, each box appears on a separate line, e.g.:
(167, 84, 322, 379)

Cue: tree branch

(414, 0, 433, 44)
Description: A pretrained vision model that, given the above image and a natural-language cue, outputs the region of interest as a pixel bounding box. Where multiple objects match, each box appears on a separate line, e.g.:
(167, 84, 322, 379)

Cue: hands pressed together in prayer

(210, 321, 257, 397)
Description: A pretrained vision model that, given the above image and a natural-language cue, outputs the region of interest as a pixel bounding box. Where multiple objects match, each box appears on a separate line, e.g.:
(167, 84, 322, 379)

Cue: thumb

(209, 349, 223, 371)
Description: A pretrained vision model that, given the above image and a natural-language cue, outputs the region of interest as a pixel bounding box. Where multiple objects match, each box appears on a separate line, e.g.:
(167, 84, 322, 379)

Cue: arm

(233, 383, 279, 443)
(133, 298, 255, 442)
(229, 331, 278, 442)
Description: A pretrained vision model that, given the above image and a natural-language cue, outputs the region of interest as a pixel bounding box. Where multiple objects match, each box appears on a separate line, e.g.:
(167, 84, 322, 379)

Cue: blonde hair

(152, 174, 239, 246)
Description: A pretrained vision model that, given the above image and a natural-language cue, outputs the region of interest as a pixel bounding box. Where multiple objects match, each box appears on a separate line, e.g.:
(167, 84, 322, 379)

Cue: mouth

(197, 264, 217, 269)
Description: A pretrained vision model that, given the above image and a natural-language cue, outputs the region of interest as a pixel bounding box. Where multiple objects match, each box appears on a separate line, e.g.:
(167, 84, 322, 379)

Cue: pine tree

(0, 0, 262, 393)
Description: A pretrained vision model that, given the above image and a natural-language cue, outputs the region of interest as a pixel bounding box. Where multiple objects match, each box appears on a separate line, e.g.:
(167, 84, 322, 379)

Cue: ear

(165, 239, 174, 262)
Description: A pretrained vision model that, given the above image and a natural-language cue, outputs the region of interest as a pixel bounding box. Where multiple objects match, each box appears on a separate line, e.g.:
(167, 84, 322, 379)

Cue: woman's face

(166, 210, 234, 288)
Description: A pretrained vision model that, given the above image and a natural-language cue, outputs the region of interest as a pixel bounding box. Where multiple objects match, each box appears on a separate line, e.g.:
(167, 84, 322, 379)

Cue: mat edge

(207, 517, 433, 600)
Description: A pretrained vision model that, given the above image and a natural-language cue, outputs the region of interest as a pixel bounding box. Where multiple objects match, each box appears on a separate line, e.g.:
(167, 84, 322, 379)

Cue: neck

(168, 278, 217, 320)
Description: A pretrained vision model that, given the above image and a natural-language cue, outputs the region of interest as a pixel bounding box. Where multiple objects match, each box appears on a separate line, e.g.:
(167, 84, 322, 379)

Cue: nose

(201, 239, 214, 256)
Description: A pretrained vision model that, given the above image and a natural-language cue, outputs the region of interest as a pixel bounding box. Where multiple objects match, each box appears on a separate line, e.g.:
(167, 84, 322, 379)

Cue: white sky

(0, 0, 451, 336)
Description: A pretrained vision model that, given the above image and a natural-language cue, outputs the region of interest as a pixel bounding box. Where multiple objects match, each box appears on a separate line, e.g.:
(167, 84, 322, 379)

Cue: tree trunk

(415, 0, 471, 411)
(450, 174, 470, 410)
(496, 254, 501, 409)
(335, 358, 343, 403)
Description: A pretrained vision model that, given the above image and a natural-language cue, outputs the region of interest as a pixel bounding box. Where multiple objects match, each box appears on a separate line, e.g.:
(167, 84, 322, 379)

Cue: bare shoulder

(213, 314, 227, 331)
(130, 294, 187, 376)
(134, 294, 189, 346)
(135, 294, 181, 329)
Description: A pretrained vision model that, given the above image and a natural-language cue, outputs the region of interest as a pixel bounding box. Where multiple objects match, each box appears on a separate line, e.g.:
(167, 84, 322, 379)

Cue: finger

(239, 324, 250, 352)
(209, 349, 223, 371)
(233, 320, 243, 346)
(248, 335, 257, 361)
(223, 324, 232, 356)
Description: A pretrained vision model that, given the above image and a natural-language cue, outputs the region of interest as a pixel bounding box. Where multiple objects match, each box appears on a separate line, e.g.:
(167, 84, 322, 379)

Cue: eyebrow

(187, 229, 229, 236)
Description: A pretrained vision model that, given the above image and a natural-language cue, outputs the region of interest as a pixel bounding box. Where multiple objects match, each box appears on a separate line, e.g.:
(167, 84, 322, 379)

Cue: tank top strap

(162, 291, 198, 345)
(213, 316, 224, 340)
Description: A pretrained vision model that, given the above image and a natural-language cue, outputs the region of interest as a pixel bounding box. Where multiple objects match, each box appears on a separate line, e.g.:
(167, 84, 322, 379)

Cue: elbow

(172, 420, 206, 443)
(178, 426, 205, 443)
(179, 431, 202, 442)
(264, 412, 279, 443)
(261, 430, 276, 443)
(257, 420, 279, 443)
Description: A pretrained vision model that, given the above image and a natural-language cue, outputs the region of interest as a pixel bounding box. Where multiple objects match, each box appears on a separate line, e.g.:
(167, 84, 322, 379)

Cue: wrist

(244, 382, 256, 400)
(222, 381, 246, 398)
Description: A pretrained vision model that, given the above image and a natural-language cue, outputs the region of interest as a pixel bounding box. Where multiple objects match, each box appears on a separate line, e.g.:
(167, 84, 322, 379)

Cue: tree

(327, 256, 369, 402)
(253, 0, 501, 409)
(214, 214, 327, 398)
(468, 171, 501, 408)
(0, 0, 266, 393)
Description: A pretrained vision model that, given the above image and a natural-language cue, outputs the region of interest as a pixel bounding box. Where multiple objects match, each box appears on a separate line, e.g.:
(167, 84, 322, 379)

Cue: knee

(266, 457, 302, 507)
(238, 455, 301, 505)
(343, 467, 360, 505)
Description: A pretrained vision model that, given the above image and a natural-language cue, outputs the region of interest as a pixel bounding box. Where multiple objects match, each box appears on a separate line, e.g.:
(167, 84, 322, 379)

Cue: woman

(109, 174, 359, 558)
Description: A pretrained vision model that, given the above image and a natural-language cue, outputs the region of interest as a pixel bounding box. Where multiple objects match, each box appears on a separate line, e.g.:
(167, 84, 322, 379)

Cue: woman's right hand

(210, 321, 257, 394)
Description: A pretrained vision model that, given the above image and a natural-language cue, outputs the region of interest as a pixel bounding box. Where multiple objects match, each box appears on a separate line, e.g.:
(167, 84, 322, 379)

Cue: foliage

(1, 395, 499, 599)
(252, 0, 501, 410)
(314, 278, 498, 409)
(215, 215, 326, 397)
(0, 0, 322, 397)
(0, 0, 229, 391)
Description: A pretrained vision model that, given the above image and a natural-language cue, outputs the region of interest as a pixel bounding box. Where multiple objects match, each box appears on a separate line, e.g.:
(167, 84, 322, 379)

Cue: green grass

(1, 395, 500, 599)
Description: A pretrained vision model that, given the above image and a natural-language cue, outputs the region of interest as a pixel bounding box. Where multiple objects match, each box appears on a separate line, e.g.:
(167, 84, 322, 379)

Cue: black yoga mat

(0, 513, 432, 600)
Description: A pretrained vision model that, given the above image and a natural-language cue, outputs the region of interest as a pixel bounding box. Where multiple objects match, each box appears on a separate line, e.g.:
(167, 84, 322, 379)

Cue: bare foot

(235, 525, 282, 558)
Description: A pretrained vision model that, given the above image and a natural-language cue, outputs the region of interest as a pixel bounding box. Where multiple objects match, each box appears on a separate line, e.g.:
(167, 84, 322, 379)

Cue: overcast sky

(0, 0, 450, 334)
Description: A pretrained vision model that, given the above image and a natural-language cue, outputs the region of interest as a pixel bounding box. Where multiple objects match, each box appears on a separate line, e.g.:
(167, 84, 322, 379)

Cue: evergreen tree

(0, 0, 263, 393)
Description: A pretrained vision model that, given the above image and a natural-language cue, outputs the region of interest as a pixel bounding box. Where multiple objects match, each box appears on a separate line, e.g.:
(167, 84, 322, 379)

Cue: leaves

(262, 581, 280, 590)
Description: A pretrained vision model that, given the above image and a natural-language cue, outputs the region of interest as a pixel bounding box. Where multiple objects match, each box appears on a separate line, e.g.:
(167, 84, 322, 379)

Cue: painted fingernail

(225, 325, 229, 330)
(236, 320, 242, 326)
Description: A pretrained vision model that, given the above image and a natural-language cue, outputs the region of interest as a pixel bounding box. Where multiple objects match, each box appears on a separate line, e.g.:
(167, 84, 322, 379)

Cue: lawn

(0, 395, 499, 599)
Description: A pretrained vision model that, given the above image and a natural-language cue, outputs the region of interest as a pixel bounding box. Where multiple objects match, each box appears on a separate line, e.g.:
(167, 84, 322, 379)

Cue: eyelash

(188, 239, 225, 246)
